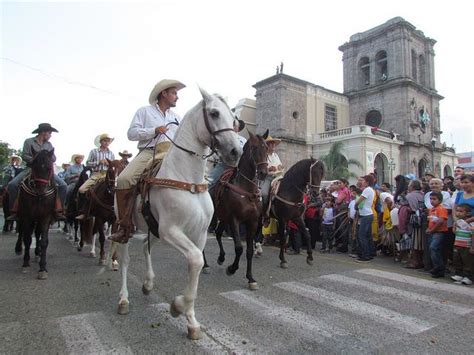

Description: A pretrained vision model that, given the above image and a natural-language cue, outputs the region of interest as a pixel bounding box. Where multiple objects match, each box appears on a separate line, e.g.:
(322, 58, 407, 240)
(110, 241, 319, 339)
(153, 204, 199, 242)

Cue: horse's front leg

(166, 228, 205, 340)
(142, 237, 157, 295)
(245, 220, 258, 290)
(22, 223, 33, 270)
(226, 219, 242, 276)
(97, 221, 107, 265)
(215, 221, 226, 265)
(277, 218, 288, 269)
(201, 250, 210, 274)
(117, 243, 130, 315)
(295, 216, 313, 266)
(38, 224, 49, 280)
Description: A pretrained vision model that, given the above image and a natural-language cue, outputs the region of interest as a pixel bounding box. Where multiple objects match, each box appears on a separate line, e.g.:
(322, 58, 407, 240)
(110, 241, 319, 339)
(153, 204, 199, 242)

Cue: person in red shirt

(426, 191, 448, 278)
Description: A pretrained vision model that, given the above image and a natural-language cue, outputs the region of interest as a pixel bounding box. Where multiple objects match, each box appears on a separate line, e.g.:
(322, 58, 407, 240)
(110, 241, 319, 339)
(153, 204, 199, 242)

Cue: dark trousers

(427, 232, 445, 273)
(357, 215, 374, 259)
(322, 224, 334, 250)
(453, 247, 474, 279)
(305, 215, 321, 249)
(288, 229, 302, 253)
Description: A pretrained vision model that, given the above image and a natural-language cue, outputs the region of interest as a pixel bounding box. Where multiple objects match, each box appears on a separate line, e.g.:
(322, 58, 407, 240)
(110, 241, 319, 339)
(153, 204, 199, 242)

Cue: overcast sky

(1, 0, 473, 166)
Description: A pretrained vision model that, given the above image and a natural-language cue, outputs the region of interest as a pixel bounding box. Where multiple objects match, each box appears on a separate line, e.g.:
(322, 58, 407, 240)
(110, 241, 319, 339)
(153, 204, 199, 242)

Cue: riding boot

(108, 188, 135, 244)
(6, 195, 19, 221)
(75, 193, 89, 220)
(55, 195, 66, 221)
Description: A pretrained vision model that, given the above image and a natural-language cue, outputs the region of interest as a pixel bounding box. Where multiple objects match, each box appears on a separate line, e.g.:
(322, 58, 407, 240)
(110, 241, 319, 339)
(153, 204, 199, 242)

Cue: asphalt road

(1, 219, 473, 354)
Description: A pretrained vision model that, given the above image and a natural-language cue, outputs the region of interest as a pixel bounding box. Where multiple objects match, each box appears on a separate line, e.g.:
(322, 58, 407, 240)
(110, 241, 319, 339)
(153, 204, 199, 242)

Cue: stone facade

(247, 17, 457, 182)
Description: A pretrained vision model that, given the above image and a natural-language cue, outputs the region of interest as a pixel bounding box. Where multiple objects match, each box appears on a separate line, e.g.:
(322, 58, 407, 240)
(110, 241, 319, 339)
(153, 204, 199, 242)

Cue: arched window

(365, 110, 382, 127)
(375, 51, 388, 82)
(359, 57, 370, 87)
(374, 154, 389, 184)
(411, 49, 417, 81)
(443, 165, 452, 178)
(419, 54, 426, 86)
(418, 159, 427, 178)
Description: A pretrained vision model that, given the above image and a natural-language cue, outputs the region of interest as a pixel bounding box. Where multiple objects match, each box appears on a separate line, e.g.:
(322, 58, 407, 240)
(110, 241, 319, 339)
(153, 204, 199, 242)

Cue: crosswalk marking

(275, 281, 433, 334)
(220, 289, 355, 345)
(320, 273, 474, 315)
(356, 269, 474, 297)
(58, 312, 133, 355)
(152, 303, 226, 352)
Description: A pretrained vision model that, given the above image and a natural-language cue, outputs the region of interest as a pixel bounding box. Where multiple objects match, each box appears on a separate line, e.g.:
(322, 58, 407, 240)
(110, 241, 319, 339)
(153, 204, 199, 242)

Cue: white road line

(58, 312, 133, 355)
(320, 274, 474, 315)
(152, 303, 226, 352)
(356, 269, 474, 297)
(220, 289, 353, 345)
(275, 282, 433, 334)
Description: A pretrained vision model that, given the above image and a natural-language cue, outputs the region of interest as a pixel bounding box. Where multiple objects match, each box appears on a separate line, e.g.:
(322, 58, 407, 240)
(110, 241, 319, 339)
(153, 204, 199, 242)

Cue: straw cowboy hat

(71, 154, 85, 164)
(32, 123, 58, 134)
(94, 133, 114, 148)
(148, 79, 186, 104)
(119, 150, 133, 158)
(265, 135, 281, 146)
(10, 154, 22, 165)
(62, 163, 71, 169)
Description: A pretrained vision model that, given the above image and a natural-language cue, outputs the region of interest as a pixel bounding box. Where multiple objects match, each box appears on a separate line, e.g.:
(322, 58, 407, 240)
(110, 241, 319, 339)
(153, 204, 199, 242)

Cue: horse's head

(245, 130, 269, 181)
(198, 88, 242, 167)
(30, 148, 55, 188)
(105, 159, 121, 192)
(309, 158, 325, 196)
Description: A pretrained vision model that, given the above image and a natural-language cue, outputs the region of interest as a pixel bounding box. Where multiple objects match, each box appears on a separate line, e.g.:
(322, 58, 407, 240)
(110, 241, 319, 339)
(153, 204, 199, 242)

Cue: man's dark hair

(382, 182, 391, 190)
(460, 174, 474, 183)
(409, 179, 422, 191)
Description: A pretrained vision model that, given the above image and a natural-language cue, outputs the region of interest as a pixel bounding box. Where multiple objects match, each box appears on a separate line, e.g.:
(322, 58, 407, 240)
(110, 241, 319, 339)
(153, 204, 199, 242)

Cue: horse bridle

(308, 159, 321, 192)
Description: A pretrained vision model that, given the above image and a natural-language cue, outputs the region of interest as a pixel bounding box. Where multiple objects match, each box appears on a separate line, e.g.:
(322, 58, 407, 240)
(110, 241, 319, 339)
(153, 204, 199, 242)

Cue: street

(1, 221, 473, 354)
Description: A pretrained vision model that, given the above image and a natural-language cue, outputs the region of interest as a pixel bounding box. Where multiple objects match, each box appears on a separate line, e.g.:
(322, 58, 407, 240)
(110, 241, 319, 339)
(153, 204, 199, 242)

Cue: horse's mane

(284, 158, 317, 185)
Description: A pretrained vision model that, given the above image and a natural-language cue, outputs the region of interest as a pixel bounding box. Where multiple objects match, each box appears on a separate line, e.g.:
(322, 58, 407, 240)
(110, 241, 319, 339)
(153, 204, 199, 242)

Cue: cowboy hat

(61, 162, 71, 169)
(148, 79, 185, 104)
(10, 154, 22, 165)
(265, 135, 281, 145)
(71, 154, 85, 164)
(119, 150, 133, 158)
(94, 133, 114, 148)
(32, 123, 58, 134)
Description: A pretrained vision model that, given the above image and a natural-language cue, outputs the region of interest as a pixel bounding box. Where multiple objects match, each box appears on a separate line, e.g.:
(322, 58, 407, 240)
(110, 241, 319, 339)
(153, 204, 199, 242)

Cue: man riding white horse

(109, 79, 185, 244)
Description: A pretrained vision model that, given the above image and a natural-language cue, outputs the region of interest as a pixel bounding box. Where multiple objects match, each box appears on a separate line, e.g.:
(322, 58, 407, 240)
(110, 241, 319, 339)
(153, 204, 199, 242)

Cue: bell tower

(339, 17, 445, 174)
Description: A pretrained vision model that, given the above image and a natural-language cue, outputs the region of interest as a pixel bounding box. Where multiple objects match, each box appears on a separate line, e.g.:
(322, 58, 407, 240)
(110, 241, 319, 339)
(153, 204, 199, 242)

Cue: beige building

(235, 17, 457, 184)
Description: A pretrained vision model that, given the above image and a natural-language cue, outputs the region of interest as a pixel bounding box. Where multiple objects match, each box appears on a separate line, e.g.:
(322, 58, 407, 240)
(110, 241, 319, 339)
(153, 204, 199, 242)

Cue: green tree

(0, 141, 20, 185)
(321, 141, 362, 180)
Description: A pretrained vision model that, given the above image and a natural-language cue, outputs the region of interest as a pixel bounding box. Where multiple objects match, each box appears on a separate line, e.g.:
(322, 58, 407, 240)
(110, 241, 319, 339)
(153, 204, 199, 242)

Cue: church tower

(339, 17, 446, 175)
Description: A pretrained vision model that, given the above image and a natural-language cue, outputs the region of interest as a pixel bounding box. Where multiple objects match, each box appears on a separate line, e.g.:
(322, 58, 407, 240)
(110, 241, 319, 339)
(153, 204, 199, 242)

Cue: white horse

(114, 88, 242, 340)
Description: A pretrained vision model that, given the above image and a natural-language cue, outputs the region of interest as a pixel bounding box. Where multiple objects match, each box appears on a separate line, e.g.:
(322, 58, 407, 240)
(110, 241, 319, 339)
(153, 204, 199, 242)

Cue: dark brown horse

(269, 158, 324, 268)
(207, 130, 269, 289)
(17, 149, 57, 279)
(77, 160, 121, 264)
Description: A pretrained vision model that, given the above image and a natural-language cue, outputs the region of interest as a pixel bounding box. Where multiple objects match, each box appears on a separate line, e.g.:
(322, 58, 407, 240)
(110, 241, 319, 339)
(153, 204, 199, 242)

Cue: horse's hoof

(280, 262, 288, 269)
(15, 250, 22, 256)
(254, 251, 262, 258)
(187, 326, 202, 340)
(117, 301, 129, 315)
(248, 282, 259, 290)
(142, 284, 152, 295)
(77, 247, 82, 252)
(306, 258, 313, 266)
(99, 259, 107, 266)
(217, 256, 225, 265)
(202, 266, 210, 274)
(226, 266, 236, 276)
(38, 271, 48, 280)
(22, 266, 30, 273)
(169, 300, 182, 318)
(89, 252, 96, 258)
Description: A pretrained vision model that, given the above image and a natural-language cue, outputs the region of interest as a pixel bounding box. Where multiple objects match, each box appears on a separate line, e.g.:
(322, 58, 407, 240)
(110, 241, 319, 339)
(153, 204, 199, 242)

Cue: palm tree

(321, 141, 362, 180)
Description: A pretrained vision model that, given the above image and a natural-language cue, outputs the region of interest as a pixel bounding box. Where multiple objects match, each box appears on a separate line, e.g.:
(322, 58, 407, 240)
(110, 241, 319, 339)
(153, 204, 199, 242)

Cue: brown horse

(269, 158, 324, 269)
(17, 149, 57, 279)
(77, 160, 122, 264)
(207, 130, 269, 289)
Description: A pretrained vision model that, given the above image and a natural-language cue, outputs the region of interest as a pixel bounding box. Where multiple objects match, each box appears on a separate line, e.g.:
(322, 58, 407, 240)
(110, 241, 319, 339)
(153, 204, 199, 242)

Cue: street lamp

(388, 158, 396, 186)
(431, 136, 436, 176)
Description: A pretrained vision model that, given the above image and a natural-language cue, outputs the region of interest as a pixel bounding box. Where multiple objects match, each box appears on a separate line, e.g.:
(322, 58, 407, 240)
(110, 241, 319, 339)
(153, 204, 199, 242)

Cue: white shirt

(267, 152, 283, 177)
(348, 200, 357, 219)
(237, 135, 247, 148)
(128, 105, 182, 149)
(359, 187, 375, 216)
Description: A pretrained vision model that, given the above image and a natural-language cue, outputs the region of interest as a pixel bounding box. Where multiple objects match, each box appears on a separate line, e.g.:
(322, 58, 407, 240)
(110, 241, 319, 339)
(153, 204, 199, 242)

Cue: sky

(1, 0, 473, 167)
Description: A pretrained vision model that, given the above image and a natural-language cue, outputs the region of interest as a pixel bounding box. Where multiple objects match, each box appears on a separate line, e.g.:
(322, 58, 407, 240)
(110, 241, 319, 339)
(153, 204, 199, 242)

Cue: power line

(2, 56, 119, 95)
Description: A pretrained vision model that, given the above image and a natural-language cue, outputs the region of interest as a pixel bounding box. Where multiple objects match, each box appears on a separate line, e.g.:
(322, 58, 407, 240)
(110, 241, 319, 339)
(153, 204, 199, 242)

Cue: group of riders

(4, 79, 283, 243)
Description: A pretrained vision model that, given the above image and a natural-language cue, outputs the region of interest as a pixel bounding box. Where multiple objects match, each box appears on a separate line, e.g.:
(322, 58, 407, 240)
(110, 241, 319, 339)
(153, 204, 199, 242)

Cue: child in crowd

(287, 219, 301, 255)
(426, 191, 448, 278)
(348, 186, 361, 257)
(320, 197, 335, 253)
(451, 204, 474, 285)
